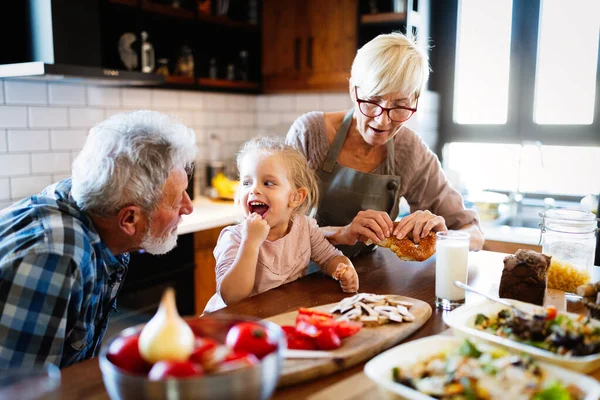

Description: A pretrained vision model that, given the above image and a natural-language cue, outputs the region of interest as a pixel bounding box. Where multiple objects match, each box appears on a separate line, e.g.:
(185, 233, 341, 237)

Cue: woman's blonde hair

(350, 32, 430, 101)
(236, 136, 319, 215)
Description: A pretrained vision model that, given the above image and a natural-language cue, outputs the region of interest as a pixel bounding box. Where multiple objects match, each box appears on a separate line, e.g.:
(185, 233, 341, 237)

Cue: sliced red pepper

(297, 307, 334, 319)
(295, 319, 320, 338)
(296, 314, 338, 330)
(334, 320, 362, 338)
(315, 328, 341, 350)
(281, 326, 317, 350)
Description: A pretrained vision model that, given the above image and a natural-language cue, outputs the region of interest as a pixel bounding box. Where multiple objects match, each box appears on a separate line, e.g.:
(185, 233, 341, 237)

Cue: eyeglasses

(354, 87, 418, 123)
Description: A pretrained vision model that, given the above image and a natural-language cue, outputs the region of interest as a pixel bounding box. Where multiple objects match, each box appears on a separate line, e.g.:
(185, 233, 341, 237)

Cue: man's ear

(289, 187, 308, 208)
(117, 206, 145, 236)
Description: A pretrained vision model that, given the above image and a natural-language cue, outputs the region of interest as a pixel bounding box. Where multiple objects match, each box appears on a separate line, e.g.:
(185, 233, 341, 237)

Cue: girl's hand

(340, 210, 394, 245)
(241, 212, 270, 246)
(333, 263, 359, 293)
(393, 210, 447, 243)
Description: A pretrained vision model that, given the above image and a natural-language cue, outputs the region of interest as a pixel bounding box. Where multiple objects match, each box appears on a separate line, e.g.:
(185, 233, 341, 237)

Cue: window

(444, 142, 600, 197)
(533, 0, 599, 124)
(454, 0, 513, 124)
(439, 0, 600, 145)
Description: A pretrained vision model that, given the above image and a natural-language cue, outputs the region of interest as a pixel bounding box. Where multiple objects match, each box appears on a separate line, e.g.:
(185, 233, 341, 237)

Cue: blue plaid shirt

(0, 179, 129, 368)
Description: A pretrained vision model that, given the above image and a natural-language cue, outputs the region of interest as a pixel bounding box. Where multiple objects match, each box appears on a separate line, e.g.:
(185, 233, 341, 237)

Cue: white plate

(364, 336, 600, 400)
(443, 299, 600, 373)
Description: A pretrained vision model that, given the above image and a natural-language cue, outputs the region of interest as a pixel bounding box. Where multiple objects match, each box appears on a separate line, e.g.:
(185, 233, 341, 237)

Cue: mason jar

(540, 209, 599, 288)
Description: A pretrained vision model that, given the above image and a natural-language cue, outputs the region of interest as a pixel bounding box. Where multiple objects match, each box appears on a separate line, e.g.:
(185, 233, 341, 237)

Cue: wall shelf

(108, 0, 258, 31)
(360, 12, 407, 24)
(165, 75, 196, 85)
(197, 78, 259, 90)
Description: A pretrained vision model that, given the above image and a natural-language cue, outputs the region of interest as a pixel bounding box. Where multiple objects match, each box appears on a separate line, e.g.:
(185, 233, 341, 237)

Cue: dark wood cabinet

(0, 0, 262, 93)
(262, 0, 357, 93)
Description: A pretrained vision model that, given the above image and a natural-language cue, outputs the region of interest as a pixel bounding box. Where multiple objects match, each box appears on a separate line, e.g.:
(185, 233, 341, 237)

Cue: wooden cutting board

(266, 295, 432, 387)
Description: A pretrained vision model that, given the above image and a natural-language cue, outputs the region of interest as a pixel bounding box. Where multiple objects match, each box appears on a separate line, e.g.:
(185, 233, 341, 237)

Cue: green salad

(392, 339, 585, 400)
(474, 307, 600, 357)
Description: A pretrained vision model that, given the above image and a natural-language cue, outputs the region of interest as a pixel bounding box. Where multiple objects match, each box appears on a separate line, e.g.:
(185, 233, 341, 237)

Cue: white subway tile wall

(0, 79, 438, 208)
(48, 83, 87, 106)
(0, 106, 28, 128)
(5, 81, 48, 105)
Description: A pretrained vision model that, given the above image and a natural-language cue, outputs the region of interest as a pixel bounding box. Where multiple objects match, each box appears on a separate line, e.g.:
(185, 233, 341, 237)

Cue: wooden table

(58, 250, 587, 399)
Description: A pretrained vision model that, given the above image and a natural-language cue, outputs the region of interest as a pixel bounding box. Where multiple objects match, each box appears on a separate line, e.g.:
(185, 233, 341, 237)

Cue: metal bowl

(99, 315, 286, 400)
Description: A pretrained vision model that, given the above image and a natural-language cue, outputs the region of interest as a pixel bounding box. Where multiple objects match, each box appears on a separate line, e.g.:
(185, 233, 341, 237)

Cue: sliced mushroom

(387, 298, 414, 308)
(396, 305, 416, 321)
(360, 315, 380, 327)
(357, 302, 378, 317)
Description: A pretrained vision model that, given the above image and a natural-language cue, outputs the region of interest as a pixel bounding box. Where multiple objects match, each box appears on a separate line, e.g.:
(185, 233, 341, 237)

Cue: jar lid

(541, 208, 596, 221)
(539, 208, 599, 235)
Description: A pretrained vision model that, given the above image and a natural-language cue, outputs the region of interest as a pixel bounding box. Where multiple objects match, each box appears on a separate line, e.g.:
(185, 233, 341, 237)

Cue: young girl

(203, 136, 359, 312)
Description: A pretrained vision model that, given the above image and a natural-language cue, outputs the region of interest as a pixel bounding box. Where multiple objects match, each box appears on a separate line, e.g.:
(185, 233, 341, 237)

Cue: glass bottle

(239, 50, 249, 81)
(155, 58, 170, 76)
(140, 31, 155, 73)
(208, 58, 218, 79)
(226, 64, 235, 81)
(540, 208, 598, 284)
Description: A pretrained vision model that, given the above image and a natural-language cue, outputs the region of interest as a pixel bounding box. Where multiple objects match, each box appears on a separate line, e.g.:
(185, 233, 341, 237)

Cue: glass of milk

(435, 231, 470, 310)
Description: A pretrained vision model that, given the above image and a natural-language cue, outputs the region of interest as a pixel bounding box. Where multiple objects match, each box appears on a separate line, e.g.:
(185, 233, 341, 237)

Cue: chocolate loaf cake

(499, 249, 551, 306)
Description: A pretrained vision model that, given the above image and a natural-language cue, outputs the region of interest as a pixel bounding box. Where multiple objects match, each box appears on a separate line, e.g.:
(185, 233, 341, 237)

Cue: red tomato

(188, 337, 219, 364)
(545, 306, 558, 320)
(297, 307, 334, 319)
(148, 361, 204, 380)
(281, 326, 317, 350)
(225, 322, 278, 359)
(106, 334, 151, 375)
(334, 321, 362, 339)
(223, 350, 258, 362)
(315, 328, 341, 350)
(215, 353, 259, 374)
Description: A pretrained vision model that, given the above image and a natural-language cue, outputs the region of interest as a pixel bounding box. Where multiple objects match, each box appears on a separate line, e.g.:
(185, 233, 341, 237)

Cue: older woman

(286, 32, 484, 257)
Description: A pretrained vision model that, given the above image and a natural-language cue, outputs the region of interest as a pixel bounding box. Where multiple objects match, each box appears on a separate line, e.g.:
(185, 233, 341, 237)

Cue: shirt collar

(53, 179, 130, 277)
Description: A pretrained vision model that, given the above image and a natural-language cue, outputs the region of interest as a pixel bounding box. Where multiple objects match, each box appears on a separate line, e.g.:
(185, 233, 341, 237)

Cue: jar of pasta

(540, 209, 599, 293)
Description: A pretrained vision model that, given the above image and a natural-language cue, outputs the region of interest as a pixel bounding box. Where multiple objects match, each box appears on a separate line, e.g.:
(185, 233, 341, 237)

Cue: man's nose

(180, 191, 194, 215)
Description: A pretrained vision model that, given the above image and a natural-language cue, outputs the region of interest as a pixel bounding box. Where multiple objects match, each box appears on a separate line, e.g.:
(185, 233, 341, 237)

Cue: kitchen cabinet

(0, 0, 262, 93)
(194, 225, 227, 314)
(262, 0, 357, 93)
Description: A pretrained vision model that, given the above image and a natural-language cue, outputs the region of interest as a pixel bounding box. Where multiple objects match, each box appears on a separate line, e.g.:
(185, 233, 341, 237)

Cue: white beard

(140, 226, 178, 255)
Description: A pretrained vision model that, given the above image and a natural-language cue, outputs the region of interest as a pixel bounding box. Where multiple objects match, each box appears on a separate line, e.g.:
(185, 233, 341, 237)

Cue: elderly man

(0, 110, 196, 368)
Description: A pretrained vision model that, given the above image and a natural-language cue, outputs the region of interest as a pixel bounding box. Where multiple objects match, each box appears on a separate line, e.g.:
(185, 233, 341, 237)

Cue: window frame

(434, 0, 600, 148)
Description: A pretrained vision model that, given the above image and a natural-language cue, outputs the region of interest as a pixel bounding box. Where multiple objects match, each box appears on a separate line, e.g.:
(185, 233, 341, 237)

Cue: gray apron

(315, 108, 401, 258)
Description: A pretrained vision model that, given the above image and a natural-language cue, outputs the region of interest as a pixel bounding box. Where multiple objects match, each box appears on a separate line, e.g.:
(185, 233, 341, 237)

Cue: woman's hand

(241, 212, 270, 246)
(339, 210, 394, 246)
(393, 210, 447, 243)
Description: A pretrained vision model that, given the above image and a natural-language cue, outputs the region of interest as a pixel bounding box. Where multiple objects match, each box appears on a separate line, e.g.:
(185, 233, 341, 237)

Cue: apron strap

(385, 137, 396, 175)
(322, 108, 354, 173)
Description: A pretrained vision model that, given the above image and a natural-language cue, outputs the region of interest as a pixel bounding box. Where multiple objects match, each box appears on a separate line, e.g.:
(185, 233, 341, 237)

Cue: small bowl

(99, 315, 286, 400)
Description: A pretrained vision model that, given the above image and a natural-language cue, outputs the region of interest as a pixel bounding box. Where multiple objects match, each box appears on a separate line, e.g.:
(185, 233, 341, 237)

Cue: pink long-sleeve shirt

(203, 214, 343, 313)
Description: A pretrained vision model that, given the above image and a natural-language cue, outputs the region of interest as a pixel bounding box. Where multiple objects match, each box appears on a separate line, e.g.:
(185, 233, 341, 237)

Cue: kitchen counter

(177, 197, 243, 235)
(480, 223, 541, 246)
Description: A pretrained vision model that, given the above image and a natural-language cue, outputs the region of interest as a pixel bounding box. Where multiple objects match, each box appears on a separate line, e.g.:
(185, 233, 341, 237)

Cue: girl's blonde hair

(350, 32, 430, 101)
(236, 136, 319, 215)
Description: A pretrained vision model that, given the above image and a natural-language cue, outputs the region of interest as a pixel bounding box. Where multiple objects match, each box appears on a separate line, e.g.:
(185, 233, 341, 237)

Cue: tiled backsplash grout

(0, 79, 439, 208)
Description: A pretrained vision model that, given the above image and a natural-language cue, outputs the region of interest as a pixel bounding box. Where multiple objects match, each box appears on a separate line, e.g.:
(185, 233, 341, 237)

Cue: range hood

(0, 62, 164, 86)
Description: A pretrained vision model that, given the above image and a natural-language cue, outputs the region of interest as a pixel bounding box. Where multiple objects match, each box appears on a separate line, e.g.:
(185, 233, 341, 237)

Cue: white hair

(72, 110, 197, 216)
(350, 32, 430, 100)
